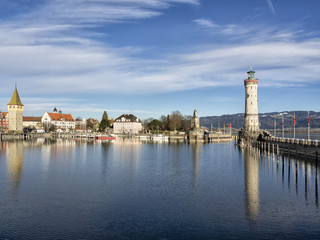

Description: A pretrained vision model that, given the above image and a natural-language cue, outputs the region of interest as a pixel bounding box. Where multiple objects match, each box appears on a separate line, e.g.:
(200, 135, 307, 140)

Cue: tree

(147, 119, 163, 132)
(181, 115, 192, 132)
(99, 111, 111, 132)
(168, 111, 183, 131)
(49, 124, 56, 132)
(86, 118, 99, 131)
(160, 115, 169, 131)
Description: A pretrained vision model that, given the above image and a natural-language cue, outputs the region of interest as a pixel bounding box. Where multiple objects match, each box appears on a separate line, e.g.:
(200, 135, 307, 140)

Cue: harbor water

(0, 138, 319, 239)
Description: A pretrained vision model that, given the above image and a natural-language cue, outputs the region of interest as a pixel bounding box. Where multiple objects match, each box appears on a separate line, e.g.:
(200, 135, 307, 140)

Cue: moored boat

(151, 134, 169, 142)
(95, 134, 116, 140)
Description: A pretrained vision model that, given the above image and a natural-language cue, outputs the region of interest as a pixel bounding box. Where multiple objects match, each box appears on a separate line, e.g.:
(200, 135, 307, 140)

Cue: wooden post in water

(272, 144, 274, 155)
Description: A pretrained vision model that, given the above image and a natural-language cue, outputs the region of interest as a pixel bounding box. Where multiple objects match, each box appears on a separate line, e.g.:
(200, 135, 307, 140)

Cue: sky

(0, 0, 319, 120)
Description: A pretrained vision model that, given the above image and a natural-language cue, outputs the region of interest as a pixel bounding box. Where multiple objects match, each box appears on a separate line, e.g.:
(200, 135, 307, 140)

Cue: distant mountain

(200, 111, 320, 129)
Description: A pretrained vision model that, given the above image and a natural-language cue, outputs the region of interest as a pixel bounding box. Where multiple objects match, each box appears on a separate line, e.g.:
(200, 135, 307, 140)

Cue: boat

(95, 134, 116, 140)
(151, 134, 169, 142)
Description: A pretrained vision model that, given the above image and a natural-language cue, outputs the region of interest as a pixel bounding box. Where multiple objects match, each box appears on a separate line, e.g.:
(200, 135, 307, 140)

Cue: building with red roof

(23, 116, 42, 129)
(41, 108, 75, 130)
(0, 112, 8, 132)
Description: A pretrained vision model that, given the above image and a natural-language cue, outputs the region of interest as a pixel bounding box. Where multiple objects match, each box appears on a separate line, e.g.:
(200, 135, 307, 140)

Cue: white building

(42, 109, 75, 130)
(113, 114, 143, 134)
(244, 66, 260, 132)
(23, 116, 42, 129)
(75, 118, 87, 132)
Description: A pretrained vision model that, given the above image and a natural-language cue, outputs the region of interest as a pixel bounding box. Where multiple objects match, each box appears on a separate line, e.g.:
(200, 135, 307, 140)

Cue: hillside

(200, 111, 320, 129)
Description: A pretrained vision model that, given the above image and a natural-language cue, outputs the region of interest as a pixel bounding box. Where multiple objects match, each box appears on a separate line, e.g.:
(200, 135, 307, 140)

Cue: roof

(115, 114, 141, 122)
(47, 112, 75, 122)
(8, 87, 23, 106)
(23, 116, 42, 122)
(0, 112, 8, 117)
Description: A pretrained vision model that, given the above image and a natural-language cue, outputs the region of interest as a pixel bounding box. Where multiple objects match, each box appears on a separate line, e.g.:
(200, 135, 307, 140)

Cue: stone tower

(191, 109, 200, 129)
(7, 86, 24, 132)
(244, 67, 259, 132)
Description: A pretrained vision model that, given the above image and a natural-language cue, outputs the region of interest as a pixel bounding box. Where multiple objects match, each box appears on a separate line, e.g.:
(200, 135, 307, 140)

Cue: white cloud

(266, 0, 276, 15)
(0, 0, 319, 117)
(1, 29, 320, 96)
(193, 18, 218, 28)
(14, 0, 199, 25)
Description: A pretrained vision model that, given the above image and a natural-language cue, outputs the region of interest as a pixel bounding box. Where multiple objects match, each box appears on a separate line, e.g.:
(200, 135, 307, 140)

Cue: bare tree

(86, 118, 99, 131)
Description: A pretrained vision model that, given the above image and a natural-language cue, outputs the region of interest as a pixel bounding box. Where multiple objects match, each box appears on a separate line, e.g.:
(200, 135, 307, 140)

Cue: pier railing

(250, 135, 320, 160)
(263, 136, 318, 147)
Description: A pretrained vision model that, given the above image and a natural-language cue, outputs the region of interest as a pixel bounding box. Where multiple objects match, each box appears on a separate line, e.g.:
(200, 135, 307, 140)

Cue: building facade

(75, 118, 87, 132)
(7, 86, 24, 132)
(23, 116, 42, 129)
(244, 67, 260, 132)
(113, 114, 143, 134)
(0, 112, 8, 132)
(42, 109, 75, 130)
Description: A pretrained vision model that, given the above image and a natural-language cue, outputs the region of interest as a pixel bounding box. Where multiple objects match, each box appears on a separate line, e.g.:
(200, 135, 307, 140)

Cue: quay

(257, 135, 318, 160)
(238, 130, 320, 161)
(0, 131, 234, 144)
(0, 132, 48, 141)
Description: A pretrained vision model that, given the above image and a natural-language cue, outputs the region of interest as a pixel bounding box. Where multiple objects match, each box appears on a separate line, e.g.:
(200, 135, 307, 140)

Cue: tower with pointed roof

(244, 66, 259, 132)
(7, 86, 24, 132)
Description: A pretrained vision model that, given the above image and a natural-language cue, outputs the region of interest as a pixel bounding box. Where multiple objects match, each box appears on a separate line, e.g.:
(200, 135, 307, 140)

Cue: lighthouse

(244, 66, 259, 132)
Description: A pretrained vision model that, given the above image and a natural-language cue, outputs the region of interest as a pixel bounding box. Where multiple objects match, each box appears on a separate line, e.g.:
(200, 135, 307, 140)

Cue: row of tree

(85, 111, 111, 132)
(86, 110, 192, 133)
(144, 111, 192, 132)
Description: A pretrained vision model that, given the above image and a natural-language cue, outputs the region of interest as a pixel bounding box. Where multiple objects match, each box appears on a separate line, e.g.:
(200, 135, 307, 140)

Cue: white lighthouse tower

(244, 66, 259, 132)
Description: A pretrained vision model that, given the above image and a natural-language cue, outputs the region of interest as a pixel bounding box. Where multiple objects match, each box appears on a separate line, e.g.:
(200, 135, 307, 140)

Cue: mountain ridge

(200, 111, 320, 129)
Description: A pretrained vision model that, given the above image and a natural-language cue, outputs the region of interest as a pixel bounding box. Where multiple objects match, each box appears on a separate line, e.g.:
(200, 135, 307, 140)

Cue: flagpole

(274, 118, 276, 137)
(282, 115, 284, 139)
(293, 113, 295, 139)
(308, 111, 310, 141)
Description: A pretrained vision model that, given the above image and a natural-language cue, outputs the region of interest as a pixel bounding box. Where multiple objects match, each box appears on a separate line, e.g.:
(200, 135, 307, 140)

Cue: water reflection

(245, 146, 320, 210)
(1, 139, 320, 239)
(191, 143, 201, 189)
(113, 137, 142, 171)
(8, 141, 24, 192)
(0, 141, 8, 159)
(243, 148, 260, 220)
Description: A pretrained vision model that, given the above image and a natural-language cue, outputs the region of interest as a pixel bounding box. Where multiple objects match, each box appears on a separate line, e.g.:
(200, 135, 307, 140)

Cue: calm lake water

(0, 138, 319, 239)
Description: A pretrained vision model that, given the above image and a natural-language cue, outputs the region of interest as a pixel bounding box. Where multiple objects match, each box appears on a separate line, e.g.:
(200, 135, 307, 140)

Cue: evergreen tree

(99, 111, 111, 132)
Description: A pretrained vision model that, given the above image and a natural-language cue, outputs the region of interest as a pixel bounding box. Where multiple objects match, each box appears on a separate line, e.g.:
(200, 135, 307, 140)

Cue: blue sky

(0, 0, 319, 120)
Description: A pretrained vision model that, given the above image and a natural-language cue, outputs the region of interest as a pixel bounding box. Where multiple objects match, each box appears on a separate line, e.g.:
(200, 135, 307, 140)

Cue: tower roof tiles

(8, 87, 23, 106)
